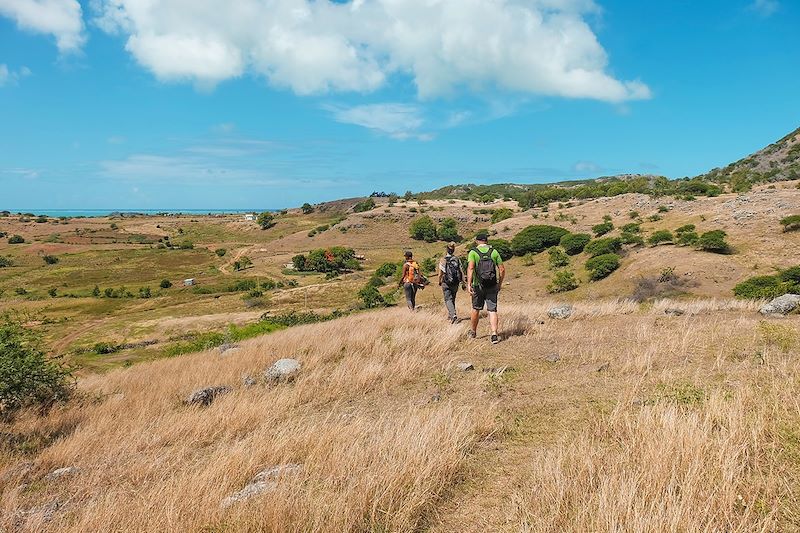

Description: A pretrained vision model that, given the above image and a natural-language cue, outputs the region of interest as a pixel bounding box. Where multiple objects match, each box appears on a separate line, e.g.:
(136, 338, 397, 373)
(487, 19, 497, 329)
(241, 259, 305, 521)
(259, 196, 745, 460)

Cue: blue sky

(0, 0, 798, 210)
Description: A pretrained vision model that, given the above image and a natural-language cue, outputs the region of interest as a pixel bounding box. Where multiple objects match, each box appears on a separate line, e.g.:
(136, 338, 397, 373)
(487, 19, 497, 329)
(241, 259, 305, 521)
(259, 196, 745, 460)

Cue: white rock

(264, 358, 301, 383)
(45, 467, 79, 481)
(760, 294, 800, 316)
(221, 464, 302, 508)
(547, 305, 573, 319)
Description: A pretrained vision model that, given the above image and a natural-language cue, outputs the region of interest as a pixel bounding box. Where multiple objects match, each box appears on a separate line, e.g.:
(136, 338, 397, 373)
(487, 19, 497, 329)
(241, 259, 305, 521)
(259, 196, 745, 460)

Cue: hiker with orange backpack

(438, 242, 466, 324)
(398, 250, 426, 311)
(467, 231, 506, 344)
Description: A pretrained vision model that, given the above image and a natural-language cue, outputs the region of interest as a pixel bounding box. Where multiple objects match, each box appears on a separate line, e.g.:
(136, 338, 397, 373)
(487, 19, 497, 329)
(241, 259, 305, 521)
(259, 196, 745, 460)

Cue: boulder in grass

(45, 467, 79, 481)
(264, 358, 301, 384)
(760, 294, 800, 316)
(457, 362, 475, 372)
(221, 464, 302, 508)
(185, 385, 232, 406)
(547, 305, 573, 320)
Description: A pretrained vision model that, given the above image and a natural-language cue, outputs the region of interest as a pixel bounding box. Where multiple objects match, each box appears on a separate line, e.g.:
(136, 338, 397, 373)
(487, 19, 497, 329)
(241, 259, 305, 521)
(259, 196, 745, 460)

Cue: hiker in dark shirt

(438, 242, 466, 323)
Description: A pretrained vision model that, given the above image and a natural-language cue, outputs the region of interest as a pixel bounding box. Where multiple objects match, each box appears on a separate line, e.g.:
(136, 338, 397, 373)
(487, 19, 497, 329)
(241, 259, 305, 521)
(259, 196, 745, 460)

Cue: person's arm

(438, 257, 445, 286)
(398, 263, 407, 287)
(460, 258, 467, 289)
(466, 256, 475, 294)
(497, 263, 506, 290)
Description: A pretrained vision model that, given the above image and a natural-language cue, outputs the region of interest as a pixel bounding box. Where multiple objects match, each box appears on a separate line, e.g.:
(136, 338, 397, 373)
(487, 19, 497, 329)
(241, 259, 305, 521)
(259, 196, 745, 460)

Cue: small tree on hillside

(8, 235, 24, 244)
(697, 230, 731, 254)
(409, 216, 438, 242)
(437, 218, 461, 242)
(257, 212, 276, 230)
(547, 246, 570, 269)
(301, 203, 315, 214)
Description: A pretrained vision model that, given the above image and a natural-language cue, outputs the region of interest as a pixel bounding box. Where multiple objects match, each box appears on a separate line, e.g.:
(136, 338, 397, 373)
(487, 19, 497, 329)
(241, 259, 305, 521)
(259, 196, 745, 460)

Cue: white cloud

(750, 0, 779, 17)
(327, 103, 430, 140)
(573, 161, 603, 173)
(0, 0, 85, 52)
(91, 0, 649, 103)
(0, 63, 32, 87)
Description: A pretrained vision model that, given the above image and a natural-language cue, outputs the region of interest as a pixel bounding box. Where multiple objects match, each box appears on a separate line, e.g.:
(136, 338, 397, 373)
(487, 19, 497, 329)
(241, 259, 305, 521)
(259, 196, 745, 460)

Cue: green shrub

(584, 237, 622, 257)
(547, 270, 579, 293)
(8, 235, 24, 244)
(160, 279, 173, 289)
(491, 208, 514, 224)
(675, 224, 696, 235)
(215, 248, 227, 257)
(257, 212, 276, 229)
(780, 214, 800, 232)
(733, 276, 787, 299)
(592, 221, 614, 237)
(511, 225, 570, 256)
(358, 285, 386, 309)
(779, 266, 800, 284)
(14, 288, 27, 296)
(47, 288, 57, 298)
(138, 287, 151, 299)
(488, 239, 514, 261)
(697, 230, 731, 254)
(421, 257, 437, 274)
(178, 241, 194, 250)
(353, 198, 376, 213)
(42, 255, 59, 265)
(648, 214, 662, 222)
(293, 247, 359, 273)
(0, 256, 12, 268)
(648, 230, 674, 246)
(628, 211, 640, 219)
(585, 253, 621, 281)
(93, 342, 120, 355)
(437, 218, 461, 242)
(658, 205, 670, 213)
(547, 246, 570, 269)
(0, 315, 73, 417)
(559, 233, 591, 255)
(621, 223, 641, 234)
(375, 262, 399, 278)
(621, 232, 645, 246)
(677, 231, 699, 246)
(301, 202, 314, 214)
(409, 216, 438, 242)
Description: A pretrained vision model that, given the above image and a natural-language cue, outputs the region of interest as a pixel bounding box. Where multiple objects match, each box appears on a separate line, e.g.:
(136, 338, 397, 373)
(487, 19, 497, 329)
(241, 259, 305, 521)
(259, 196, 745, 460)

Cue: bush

(648, 214, 662, 222)
(648, 230, 674, 246)
(375, 262, 400, 278)
(42, 255, 59, 265)
(697, 230, 731, 254)
(437, 218, 461, 242)
(621, 232, 645, 246)
(47, 288, 57, 298)
(0, 256, 12, 268)
(559, 233, 591, 255)
(138, 287, 151, 298)
(178, 241, 194, 250)
(8, 235, 24, 244)
(160, 279, 173, 289)
(677, 231, 699, 246)
(215, 248, 227, 257)
(628, 211, 640, 219)
(257, 212, 276, 229)
(585, 253, 621, 281)
(491, 208, 514, 224)
(421, 257, 437, 274)
(511, 225, 570, 256)
(658, 205, 670, 213)
(779, 266, 800, 284)
(733, 275, 788, 299)
(358, 285, 386, 309)
(780, 214, 800, 232)
(93, 342, 119, 355)
(354, 198, 376, 213)
(621, 223, 641, 234)
(547, 270, 579, 293)
(675, 224, 696, 235)
(0, 315, 73, 417)
(547, 246, 570, 269)
(592, 221, 613, 237)
(409, 216, 438, 242)
(584, 237, 622, 257)
(488, 239, 513, 261)
(301, 202, 314, 214)
(293, 247, 359, 273)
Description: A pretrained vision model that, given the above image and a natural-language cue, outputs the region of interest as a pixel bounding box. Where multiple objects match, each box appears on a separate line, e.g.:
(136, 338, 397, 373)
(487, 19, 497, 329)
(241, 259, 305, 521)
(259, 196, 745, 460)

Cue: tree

(42, 255, 59, 265)
(437, 218, 461, 242)
(358, 285, 386, 309)
(0, 314, 73, 418)
(409, 216, 438, 242)
(511, 225, 570, 256)
(8, 235, 24, 244)
(92, 285, 101, 297)
(404, 190, 413, 201)
(215, 248, 227, 257)
(353, 198, 376, 213)
(138, 287, 152, 299)
(547, 270, 579, 293)
(647, 230, 674, 246)
(697, 230, 731, 254)
(257, 212, 276, 230)
(160, 279, 173, 289)
(292, 254, 307, 271)
(301, 203, 315, 214)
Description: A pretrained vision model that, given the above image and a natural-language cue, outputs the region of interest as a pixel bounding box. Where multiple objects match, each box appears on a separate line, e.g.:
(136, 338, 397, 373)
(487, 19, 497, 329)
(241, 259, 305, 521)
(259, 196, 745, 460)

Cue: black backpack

(474, 247, 497, 287)
(443, 255, 462, 285)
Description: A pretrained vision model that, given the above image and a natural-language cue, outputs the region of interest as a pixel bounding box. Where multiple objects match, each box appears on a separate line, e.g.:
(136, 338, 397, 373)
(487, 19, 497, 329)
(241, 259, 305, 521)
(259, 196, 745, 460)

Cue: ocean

(2, 209, 267, 218)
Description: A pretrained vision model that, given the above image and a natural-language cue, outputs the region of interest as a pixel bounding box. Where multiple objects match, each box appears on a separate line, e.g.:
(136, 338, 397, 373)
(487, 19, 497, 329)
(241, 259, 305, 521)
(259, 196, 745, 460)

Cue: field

(1, 180, 800, 531)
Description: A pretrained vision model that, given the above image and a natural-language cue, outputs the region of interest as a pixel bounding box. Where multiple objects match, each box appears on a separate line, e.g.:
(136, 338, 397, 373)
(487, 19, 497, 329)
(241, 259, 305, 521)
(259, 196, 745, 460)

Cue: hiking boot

(451, 316, 458, 325)
(468, 330, 476, 339)
(491, 334, 499, 344)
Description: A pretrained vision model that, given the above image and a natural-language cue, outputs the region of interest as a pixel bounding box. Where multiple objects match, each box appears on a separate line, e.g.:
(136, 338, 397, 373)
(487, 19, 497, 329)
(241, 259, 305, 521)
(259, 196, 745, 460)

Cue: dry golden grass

(2, 299, 800, 532)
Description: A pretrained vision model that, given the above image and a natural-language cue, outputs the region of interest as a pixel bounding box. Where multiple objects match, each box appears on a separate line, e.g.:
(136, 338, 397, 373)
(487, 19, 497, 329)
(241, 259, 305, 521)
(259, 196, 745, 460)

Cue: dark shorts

(472, 284, 499, 312)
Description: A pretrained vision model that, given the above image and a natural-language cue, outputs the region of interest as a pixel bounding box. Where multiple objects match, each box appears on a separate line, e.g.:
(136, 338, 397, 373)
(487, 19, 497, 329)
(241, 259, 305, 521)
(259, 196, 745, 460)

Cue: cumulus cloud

(91, 0, 649, 102)
(0, 0, 85, 52)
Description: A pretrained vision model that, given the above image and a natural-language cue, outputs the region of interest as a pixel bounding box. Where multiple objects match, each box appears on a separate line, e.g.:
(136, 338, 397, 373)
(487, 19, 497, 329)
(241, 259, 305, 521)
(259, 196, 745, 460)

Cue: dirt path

(218, 245, 257, 274)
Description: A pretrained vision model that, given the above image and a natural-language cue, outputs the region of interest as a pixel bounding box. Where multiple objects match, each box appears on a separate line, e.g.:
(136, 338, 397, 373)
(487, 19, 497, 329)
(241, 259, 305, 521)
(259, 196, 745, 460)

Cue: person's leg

(404, 283, 415, 310)
(470, 286, 484, 335)
(486, 286, 499, 341)
(489, 311, 499, 335)
(443, 285, 456, 320)
(410, 284, 417, 310)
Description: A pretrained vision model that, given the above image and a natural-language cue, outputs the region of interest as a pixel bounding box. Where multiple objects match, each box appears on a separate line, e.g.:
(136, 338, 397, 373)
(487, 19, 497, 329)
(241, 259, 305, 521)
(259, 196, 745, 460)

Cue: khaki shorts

(472, 284, 499, 312)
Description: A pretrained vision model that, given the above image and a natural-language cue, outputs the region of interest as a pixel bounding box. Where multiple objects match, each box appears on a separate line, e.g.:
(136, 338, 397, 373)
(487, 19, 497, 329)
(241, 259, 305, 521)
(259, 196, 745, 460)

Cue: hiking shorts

(472, 284, 499, 312)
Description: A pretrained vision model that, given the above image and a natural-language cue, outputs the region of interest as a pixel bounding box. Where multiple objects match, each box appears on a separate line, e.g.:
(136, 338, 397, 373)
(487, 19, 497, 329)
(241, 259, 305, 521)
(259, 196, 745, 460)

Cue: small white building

(244, 213, 256, 221)
(184, 278, 195, 286)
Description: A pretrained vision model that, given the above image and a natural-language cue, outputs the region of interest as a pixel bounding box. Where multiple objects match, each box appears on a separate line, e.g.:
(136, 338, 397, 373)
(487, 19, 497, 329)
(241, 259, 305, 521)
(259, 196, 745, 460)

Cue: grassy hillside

(3, 300, 799, 531)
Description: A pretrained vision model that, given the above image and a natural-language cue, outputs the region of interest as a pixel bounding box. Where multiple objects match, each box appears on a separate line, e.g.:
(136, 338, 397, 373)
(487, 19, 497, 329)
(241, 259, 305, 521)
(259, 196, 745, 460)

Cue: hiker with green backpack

(438, 242, 467, 324)
(467, 231, 506, 344)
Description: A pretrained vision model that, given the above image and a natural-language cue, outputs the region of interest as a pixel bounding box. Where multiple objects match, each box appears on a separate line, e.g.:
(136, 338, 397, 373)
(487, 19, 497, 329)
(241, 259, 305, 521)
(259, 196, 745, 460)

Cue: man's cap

(475, 231, 489, 242)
